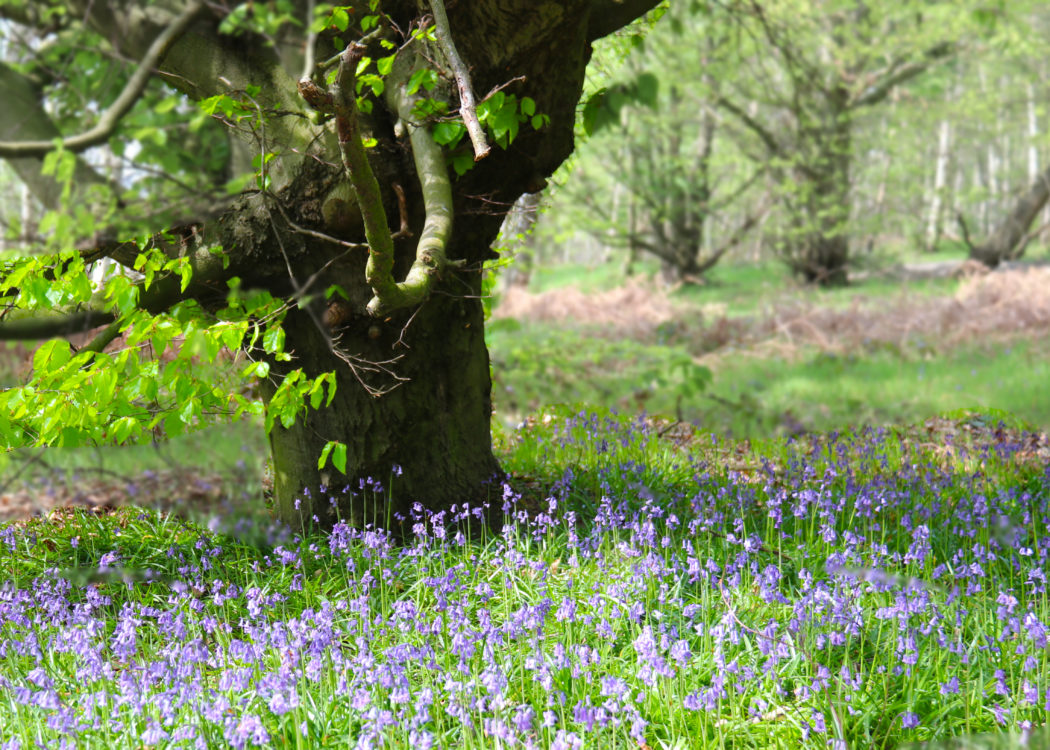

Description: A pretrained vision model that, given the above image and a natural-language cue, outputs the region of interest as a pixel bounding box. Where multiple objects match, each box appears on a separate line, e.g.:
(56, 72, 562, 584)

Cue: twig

(479, 75, 527, 103)
(0, 1, 206, 157)
(269, 197, 367, 254)
(394, 303, 423, 350)
(428, 0, 490, 161)
(268, 206, 406, 398)
(391, 182, 412, 239)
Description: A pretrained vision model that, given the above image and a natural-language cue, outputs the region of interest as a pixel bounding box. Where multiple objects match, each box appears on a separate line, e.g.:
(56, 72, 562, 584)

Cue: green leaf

(376, 54, 396, 76)
(407, 68, 438, 95)
(309, 379, 325, 410)
(179, 397, 199, 425)
(33, 340, 72, 373)
(357, 73, 385, 97)
(432, 121, 466, 147)
(92, 368, 118, 406)
(331, 7, 350, 31)
(332, 441, 348, 474)
(110, 416, 137, 443)
(263, 325, 285, 354)
(520, 97, 536, 117)
(154, 96, 178, 114)
(318, 440, 335, 470)
(582, 89, 608, 136)
(325, 284, 349, 300)
(324, 373, 337, 406)
(634, 72, 659, 109)
(243, 360, 270, 378)
(451, 153, 474, 176)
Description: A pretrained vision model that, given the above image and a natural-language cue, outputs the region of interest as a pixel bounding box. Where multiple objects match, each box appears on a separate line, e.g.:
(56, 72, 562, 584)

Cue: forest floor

(494, 263, 1050, 362)
(3, 260, 1050, 524)
(488, 262, 1050, 436)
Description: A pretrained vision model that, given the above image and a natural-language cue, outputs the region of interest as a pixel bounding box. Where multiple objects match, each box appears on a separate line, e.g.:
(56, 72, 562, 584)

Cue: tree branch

(850, 41, 955, 109)
(0, 63, 112, 209)
(0, 310, 115, 341)
(716, 96, 782, 157)
(80, 318, 123, 354)
(326, 43, 399, 314)
(429, 0, 489, 161)
(370, 47, 457, 317)
(586, 0, 665, 42)
(0, 0, 205, 158)
(698, 201, 770, 273)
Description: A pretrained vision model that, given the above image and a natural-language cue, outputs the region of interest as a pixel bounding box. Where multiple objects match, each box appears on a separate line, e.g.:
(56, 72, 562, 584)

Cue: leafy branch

(0, 1, 206, 157)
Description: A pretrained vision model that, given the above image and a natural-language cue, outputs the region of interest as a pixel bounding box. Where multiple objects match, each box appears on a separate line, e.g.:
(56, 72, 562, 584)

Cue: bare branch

(850, 42, 955, 109)
(0, 0, 205, 158)
(429, 0, 489, 161)
(716, 96, 782, 157)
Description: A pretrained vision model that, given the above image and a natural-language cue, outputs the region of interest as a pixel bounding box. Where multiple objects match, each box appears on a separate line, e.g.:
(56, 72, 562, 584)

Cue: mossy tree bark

(265, 268, 499, 531)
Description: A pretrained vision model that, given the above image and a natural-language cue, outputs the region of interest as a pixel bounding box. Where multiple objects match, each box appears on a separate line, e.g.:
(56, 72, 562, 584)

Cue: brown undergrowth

(494, 266, 1050, 361)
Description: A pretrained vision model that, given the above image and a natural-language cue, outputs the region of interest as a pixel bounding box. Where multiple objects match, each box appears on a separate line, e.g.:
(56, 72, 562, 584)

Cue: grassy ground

(490, 259, 1050, 437)
(526, 257, 965, 319)
(1, 253, 1048, 747)
(487, 321, 1050, 438)
(1, 410, 1047, 748)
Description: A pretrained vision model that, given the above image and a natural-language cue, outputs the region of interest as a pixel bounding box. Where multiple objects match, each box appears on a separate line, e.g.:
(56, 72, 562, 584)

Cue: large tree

(563, 2, 766, 285)
(0, 0, 662, 529)
(714, 0, 959, 285)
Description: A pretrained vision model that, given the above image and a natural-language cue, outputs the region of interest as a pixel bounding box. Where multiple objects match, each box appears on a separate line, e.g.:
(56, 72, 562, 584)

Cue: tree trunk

(970, 164, 1050, 267)
(499, 192, 542, 289)
(266, 261, 499, 531)
(791, 106, 851, 286)
(1028, 83, 1040, 186)
(0, 0, 666, 533)
(925, 118, 951, 252)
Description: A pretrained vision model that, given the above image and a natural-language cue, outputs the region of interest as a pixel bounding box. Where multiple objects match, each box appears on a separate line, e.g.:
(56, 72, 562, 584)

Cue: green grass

(1, 409, 1048, 748)
(526, 258, 651, 294)
(701, 336, 1050, 437)
(486, 318, 1050, 438)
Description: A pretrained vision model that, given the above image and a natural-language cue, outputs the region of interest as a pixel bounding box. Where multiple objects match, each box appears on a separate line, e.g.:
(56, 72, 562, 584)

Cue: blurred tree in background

(531, 0, 1050, 285)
